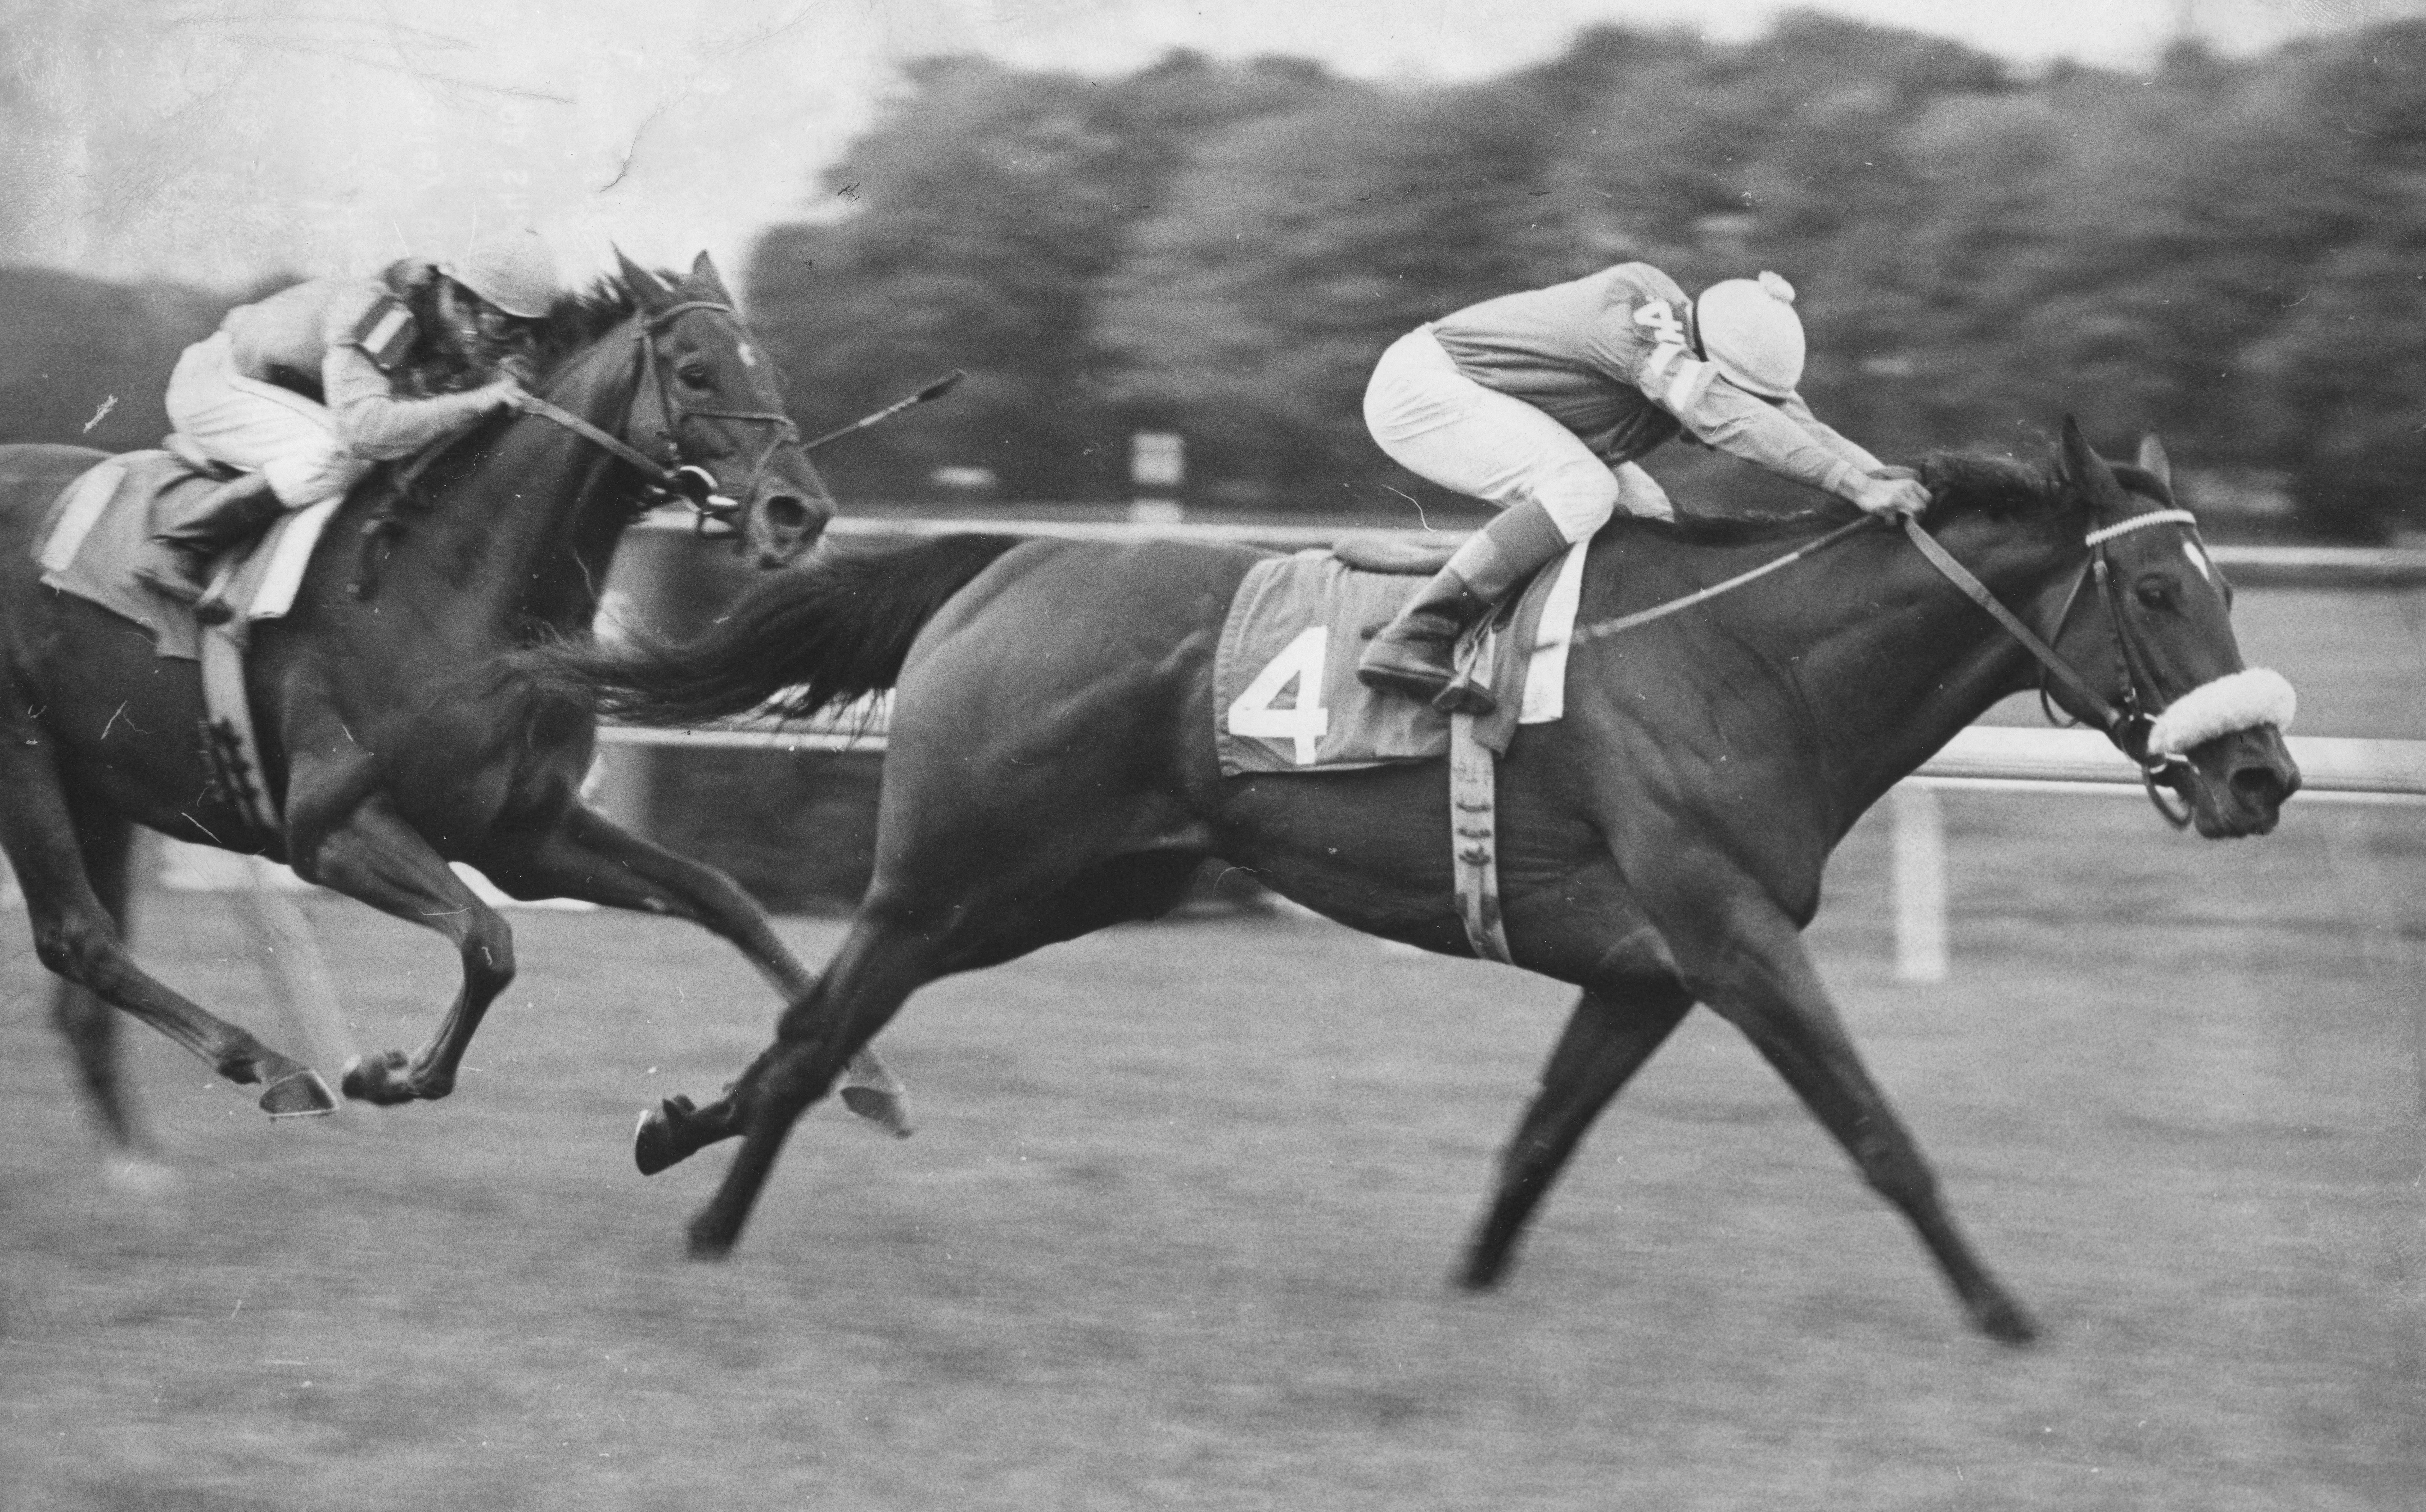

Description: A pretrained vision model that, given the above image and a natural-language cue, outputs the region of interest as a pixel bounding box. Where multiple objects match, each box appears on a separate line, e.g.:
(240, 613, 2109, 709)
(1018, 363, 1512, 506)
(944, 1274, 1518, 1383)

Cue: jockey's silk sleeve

(320, 342, 502, 461)
(1647, 360, 1861, 501)
(1777, 392, 1889, 477)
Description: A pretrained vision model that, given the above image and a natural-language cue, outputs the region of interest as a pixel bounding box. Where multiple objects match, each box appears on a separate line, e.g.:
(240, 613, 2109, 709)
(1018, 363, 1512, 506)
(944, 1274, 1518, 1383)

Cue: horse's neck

(408, 338, 638, 633)
(1790, 517, 2082, 825)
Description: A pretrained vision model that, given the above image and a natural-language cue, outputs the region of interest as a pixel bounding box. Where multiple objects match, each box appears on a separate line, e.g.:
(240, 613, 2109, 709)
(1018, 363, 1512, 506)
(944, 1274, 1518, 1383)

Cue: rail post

(1891, 782, 1950, 985)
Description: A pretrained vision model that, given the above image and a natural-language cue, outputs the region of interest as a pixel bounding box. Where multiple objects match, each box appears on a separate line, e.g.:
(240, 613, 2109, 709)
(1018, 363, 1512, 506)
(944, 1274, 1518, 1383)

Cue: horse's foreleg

(478, 803, 910, 1136)
(1463, 977, 1692, 1291)
(291, 794, 515, 1105)
(0, 738, 332, 1116)
(1653, 881, 2036, 1344)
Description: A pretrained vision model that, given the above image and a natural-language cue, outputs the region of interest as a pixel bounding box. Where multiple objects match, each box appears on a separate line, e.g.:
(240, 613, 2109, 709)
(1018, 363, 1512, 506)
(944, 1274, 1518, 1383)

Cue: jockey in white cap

(1357, 262, 1931, 713)
(137, 228, 562, 618)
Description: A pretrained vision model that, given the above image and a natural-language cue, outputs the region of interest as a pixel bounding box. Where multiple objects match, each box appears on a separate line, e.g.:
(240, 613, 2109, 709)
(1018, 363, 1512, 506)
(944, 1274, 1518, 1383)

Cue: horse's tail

(523, 533, 1025, 727)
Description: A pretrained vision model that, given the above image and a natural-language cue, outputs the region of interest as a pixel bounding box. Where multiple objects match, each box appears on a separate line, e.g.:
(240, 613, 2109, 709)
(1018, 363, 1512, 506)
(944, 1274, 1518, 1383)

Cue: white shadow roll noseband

(2146, 667, 2297, 756)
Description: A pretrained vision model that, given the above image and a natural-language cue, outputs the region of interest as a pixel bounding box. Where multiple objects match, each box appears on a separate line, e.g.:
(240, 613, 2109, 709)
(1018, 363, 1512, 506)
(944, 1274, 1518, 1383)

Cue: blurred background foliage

(7, 15, 2426, 538)
(749, 16, 2426, 539)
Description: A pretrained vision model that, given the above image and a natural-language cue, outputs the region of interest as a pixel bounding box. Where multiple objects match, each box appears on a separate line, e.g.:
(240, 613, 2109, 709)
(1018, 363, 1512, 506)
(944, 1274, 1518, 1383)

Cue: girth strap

(1449, 710, 1515, 964)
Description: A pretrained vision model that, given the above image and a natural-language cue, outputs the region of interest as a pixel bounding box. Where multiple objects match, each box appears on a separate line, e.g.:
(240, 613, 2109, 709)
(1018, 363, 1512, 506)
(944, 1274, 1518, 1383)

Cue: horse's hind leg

(1463, 974, 1693, 1291)
(475, 802, 909, 1135)
(0, 735, 333, 1115)
(51, 811, 153, 1153)
(674, 847, 1211, 1256)
(683, 894, 951, 1258)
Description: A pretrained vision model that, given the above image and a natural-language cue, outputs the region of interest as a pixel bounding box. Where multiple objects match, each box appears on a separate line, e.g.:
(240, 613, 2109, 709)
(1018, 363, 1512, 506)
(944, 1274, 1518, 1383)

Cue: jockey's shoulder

(223, 273, 390, 331)
(1595, 261, 1689, 308)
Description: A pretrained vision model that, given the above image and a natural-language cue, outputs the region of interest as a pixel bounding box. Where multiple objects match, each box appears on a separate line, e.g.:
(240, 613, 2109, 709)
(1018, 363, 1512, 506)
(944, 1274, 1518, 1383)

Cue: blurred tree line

(4, 16, 2423, 538)
(749, 16, 2426, 540)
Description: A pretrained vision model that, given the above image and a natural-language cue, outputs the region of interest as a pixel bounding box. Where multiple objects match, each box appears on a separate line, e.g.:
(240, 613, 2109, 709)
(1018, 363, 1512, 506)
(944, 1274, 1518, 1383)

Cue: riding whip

(803, 370, 967, 452)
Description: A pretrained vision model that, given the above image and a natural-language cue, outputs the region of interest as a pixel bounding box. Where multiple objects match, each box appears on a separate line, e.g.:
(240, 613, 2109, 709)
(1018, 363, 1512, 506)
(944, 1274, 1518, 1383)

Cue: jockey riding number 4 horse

(536, 417, 2299, 1343)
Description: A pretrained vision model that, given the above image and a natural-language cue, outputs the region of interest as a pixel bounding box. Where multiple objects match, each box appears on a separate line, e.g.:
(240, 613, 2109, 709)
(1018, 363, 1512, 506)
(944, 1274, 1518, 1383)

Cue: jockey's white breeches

(1363, 325, 1673, 543)
(165, 333, 369, 509)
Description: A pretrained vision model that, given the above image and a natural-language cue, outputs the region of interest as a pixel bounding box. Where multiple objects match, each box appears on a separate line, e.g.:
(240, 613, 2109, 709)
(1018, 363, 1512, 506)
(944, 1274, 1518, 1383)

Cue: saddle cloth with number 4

(1213, 537, 1588, 776)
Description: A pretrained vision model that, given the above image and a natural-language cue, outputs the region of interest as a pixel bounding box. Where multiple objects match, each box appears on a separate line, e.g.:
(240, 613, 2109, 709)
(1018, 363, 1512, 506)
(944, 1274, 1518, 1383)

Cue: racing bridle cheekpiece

(511, 298, 803, 538)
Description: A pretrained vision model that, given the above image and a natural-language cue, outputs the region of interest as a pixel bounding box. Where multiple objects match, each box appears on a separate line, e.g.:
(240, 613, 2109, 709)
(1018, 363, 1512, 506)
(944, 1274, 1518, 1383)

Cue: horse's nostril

(2231, 765, 2289, 807)
(762, 495, 811, 533)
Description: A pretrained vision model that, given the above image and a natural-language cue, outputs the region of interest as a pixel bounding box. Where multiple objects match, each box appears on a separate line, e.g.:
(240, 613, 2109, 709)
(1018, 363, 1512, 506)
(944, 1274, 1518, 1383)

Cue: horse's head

(617, 249, 832, 568)
(2044, 417, 2301, 838)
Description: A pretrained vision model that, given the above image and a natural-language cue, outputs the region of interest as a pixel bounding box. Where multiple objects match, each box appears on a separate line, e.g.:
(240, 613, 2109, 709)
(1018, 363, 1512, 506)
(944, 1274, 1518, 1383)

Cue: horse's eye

(677, 363, 714, 390)
(2134, 575, 2178, 611)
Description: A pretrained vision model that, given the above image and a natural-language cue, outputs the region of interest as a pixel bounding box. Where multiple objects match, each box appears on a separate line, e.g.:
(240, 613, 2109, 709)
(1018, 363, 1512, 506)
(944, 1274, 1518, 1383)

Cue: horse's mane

(527, 275, 650, 382)
(1638, 447, 2161, 547)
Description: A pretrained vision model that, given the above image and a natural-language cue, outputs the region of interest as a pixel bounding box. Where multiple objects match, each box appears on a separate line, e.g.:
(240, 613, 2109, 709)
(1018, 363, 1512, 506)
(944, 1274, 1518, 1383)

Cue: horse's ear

(615, 247, 672, 313)
(2135, 434, 2173, 493)
(2057, 415, 2130, 510)
(688, 250, 735, 304)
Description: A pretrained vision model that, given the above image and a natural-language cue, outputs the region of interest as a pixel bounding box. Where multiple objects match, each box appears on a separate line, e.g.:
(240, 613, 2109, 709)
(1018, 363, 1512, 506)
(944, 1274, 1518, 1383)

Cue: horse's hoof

(684, 1215, 737, 1262)
(1974, 1295, 2040, 1347)
(260, 1068, 338, 1118)
(838, 1085, 914, 1139)
(339, 1051, 415, 1106)
(634, 1096, 695, 1176)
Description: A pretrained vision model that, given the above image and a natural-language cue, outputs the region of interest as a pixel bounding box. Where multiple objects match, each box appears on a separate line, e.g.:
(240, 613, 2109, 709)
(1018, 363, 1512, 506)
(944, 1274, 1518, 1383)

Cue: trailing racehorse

(533, 420, 2299, 1342)
(1, 251, 905, 1142)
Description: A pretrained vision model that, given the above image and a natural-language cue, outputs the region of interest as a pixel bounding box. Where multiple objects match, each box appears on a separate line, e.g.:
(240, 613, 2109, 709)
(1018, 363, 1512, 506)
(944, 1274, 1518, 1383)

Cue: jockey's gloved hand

(1868, 464, 1922, 482)
(1853, 475, 1931, 518)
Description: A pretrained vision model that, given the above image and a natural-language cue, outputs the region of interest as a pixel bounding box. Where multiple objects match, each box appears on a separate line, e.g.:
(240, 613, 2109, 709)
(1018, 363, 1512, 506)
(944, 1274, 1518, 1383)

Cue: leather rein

(511, 297, 801, 536)
(1566, 504, 2207, 827)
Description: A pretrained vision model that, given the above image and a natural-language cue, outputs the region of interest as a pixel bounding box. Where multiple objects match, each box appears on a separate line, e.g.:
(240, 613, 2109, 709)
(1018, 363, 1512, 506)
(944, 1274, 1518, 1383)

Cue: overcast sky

(5, 0, 2418, 289)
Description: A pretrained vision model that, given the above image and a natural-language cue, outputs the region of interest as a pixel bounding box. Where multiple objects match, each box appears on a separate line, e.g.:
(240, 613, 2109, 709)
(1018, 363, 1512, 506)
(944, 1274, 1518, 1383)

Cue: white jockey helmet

(442, 229, 560, 319)
(1693, 270, 1805, 399)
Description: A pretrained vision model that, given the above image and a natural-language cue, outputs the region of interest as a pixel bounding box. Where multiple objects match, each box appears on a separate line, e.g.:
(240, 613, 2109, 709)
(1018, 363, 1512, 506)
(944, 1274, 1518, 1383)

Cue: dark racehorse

(1, 251, 902, 1141)
(535, 420, 2298, 1341)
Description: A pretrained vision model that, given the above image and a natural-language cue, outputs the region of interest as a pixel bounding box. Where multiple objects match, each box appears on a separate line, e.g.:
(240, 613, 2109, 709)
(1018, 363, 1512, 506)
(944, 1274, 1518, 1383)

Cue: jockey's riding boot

(1356, 571, 1494, 711)
(132, 472, 283, 619)
(1358, 497, 1571, 716)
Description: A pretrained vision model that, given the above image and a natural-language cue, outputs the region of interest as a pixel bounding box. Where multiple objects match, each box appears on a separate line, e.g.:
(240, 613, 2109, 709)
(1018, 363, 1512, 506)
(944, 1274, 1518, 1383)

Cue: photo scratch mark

(600, 100, 675, 193)
(82, 395, 117, 433)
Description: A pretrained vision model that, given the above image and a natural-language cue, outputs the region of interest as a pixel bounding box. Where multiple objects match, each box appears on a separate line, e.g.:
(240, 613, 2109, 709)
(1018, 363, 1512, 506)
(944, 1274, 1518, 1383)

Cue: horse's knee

(31, 913, 127, 990)
(460, 914, 517, 995)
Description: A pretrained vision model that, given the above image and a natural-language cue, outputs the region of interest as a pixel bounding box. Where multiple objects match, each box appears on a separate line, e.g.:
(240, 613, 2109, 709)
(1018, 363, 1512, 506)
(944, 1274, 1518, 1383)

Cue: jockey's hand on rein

(1854, 474, 1931, 518)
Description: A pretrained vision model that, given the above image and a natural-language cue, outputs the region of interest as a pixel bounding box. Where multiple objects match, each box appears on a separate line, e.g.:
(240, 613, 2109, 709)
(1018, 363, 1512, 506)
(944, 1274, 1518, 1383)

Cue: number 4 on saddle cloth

(1213, 534, 1589, 774)
(34, 449, 346, 832)
(1214, 535, 1588, 962)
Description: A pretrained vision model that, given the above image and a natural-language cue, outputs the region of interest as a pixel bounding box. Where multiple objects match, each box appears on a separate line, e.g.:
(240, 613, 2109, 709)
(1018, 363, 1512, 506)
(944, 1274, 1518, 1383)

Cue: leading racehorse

(532, 419, 2299, 1342)
(1, 251, 903, 1139)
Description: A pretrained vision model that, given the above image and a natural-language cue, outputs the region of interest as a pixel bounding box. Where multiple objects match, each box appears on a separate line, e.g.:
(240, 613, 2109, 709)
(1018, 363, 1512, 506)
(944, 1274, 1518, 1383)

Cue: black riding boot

(132, 472, 283, 622)
(1356, 572, 1495, 711)
(1357, 497, 1572, 716)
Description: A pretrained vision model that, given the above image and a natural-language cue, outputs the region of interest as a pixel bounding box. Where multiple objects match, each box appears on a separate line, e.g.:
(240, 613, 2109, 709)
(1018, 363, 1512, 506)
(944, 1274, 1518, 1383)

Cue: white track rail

(595, 717, 2423, 986)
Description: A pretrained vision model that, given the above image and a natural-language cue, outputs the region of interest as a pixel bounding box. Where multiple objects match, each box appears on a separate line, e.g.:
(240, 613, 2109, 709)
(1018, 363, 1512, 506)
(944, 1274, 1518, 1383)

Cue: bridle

(511, 298, 805, 538)
(1564, 503, 2212, 828)
(1895, 508, 2203, 826)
